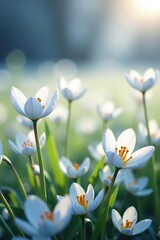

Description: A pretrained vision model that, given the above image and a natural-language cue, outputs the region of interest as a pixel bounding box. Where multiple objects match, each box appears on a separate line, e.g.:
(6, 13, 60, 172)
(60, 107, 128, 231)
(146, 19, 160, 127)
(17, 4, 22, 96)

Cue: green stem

(0, 214, 15, 237)
(101, 168, 119, 239)
(142, 92, 159, 230)
(0, 192, 15, 220)
(81, 216, 86, 240)
(64, 101, 72, 158)
(2, 156, 27, 200)
(33, 120, 47, 202)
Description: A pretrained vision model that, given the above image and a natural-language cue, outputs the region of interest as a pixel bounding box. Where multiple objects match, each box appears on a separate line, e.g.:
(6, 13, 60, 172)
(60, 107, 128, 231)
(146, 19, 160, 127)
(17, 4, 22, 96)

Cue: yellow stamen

(115, 146, 132, 164)
(41, 211, 54, 221)
(76, 195, 88, 209)
(73, 163, 79, 170)
(122, 219, 133, 228)
(22, 140, 33, 148)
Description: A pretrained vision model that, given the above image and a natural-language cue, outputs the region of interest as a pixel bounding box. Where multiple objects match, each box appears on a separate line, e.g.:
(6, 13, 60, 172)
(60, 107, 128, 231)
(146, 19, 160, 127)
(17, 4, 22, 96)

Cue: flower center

(141, 78, 145, 83)
(22, 140, 34, 148)
(107, 176, 113, 181)
(122, 219, 133, 229)
(36, 97, 45, 110)
(76, 195, 88, 209)
(73, 163, 79, 170)
(115, 146, 132, 164)
(41, 211, 54, 222)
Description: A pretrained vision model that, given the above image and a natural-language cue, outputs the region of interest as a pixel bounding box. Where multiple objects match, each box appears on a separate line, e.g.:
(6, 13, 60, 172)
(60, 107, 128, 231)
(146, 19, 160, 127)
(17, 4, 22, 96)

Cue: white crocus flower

(59, 77, 87, 102)
(69, 183, 104, 216)
(102, 128, 155, 169)
(125, 68, 159, 93)
(97, 101, 122, 122)
(8, 130, 45, 157)
(59, 157, 90, 179)
(88, 142, 105, 161)
(112, 206, 152, 236)
(99, 165, 123, 187)
(139, 119, 160, 145)
(123, 169, 152, 197)
(10, 86, 59, 120)
(15, 195, 72, 239)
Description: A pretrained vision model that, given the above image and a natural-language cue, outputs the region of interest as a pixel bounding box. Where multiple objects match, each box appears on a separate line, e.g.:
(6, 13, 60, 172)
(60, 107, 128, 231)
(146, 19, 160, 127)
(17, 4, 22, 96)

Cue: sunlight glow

(136, 0, 160, 14)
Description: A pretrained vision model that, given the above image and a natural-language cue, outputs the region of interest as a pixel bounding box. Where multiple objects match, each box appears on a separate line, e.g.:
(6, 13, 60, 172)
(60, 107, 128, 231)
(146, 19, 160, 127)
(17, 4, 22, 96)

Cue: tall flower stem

(33, 120, 47, 202)
(142, 92, 159, 230)
(64, 101, 72, 157)
(2, 156, 27, 200)
(101, 168, 119, 240)
(81, 216, 86, 240)
(0, 214, 15, 237)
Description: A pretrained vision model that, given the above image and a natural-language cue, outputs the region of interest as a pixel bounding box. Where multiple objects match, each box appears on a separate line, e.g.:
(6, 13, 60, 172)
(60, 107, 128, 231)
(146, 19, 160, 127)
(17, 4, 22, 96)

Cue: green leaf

(44, 121, 65, 194)
(89, 157, 104, 185)
(109, 183, 120, 208)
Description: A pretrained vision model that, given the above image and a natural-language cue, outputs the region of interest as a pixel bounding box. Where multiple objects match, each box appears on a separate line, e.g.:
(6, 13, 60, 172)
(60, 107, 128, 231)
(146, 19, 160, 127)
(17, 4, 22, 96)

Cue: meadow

(0, 60, 160, 240)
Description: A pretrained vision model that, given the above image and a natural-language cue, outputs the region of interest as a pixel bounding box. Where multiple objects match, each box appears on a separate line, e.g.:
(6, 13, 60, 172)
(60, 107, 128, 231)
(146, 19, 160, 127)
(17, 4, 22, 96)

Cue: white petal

(67, 166, 77, 178)
(86, 184, 94, 205)
(8, 140, 22, 155)
(69, 183, 85, 203)
(24, 195, 49, 227)
(35, 86, 51, 107)
(72, 202, 85, 215)
(59, 77, 68, 91)
(22, 146, 36, 156)
(87, 189, 104, 212)
(62, 88, 74, 101)
(116, 129, 136, 154)
(10, 87, 27, 116)
(72, 88, 87, 101)
(24, 97, 43, 120)
(137, 177, 148, 190)
(122, 206, 137, 227)
(133, 219, 152, 235)
(15, 132, 27, 149)
(78, 157, 90, 174)
(107, 152, 124, 168)
(41, 89, 59, 118)
(134, 189, 153, 197)
(54, 195, 72, 232)
(69, 78, 81, 92)
(126, 146, 155, 169)
(121, 228, 133, 235)
(59, 157, 73, 175)
(102, 128, 116, 154)
(111, 209, 122, 231)
(15, 218, 38, 235)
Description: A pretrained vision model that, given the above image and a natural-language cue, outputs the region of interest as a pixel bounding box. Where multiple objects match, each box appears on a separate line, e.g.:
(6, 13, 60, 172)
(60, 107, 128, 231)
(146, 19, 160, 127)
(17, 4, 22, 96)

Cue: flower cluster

(0, 69, 158, 240)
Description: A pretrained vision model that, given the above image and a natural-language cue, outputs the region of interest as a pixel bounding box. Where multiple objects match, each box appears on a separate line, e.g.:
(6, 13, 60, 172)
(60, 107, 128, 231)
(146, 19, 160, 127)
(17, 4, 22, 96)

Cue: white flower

(15, 195, 72, 239)
(69, 183, 104, 216)
(102, 128, 155, 169)
(16, 116, 33, 129)
(125, 68, 159, 93)
(139, 119, 160, 145)
(59, 157, 90, 179)
(99, 165, 123, 187)
(59, 77, 87, 101)
(8, 130, 45, 157)
(10, 86, 59, 120)
(97, 101, 122, 122)
(112, 206, 152, 235)
(88, 142, 105, 161)
(123, 169, 152, 196)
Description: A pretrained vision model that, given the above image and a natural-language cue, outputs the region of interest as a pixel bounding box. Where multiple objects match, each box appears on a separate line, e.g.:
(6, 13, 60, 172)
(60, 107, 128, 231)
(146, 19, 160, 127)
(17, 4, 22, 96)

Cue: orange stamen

(41, 211, 54, 221)
(122, 219, 133, 228)
(22, 140, 33, 148)
(76, 195, 88, 209)
(73, 163, 79, 170)
(115, 146, 132, 164)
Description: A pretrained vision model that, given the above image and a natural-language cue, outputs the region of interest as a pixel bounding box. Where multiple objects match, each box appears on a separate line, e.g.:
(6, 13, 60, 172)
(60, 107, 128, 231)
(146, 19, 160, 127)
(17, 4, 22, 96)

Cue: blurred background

(1, 0, 160, 66)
